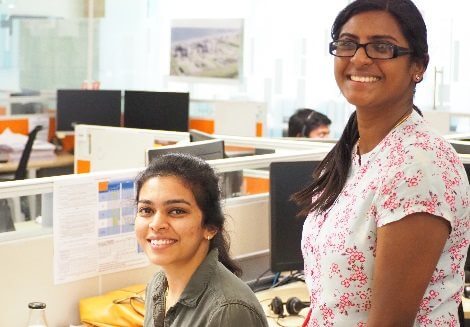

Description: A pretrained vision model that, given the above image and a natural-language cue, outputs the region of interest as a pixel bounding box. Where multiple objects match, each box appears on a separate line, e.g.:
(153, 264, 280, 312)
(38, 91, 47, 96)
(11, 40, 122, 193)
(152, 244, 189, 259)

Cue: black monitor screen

(147, 139, 224, 164)
(189, 129, 214, 142)
(464, 163, 470, 183)
(56, 89, 122, 132)
(124, 91, 189, 132)
(450, 140, 470, 155)
(269, 160, 320, 272)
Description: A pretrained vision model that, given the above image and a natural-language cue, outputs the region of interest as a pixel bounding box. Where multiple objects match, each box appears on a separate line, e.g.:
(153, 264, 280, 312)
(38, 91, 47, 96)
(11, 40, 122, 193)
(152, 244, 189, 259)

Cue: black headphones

(301, 110, 316, 137)
(269, 296, 310, 317)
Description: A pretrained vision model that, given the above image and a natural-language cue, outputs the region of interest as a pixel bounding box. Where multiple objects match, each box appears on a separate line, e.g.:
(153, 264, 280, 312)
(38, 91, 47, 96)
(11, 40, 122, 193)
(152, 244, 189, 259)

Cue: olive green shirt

(144, 249, 268, 327)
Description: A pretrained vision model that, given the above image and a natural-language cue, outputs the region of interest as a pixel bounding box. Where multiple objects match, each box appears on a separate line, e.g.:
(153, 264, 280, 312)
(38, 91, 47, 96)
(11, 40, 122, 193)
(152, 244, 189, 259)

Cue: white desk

(255, 281, 309, 327)
(462, 293, 470, 320)
(256, 282, 470, 325)
(0, 152, 74, 176)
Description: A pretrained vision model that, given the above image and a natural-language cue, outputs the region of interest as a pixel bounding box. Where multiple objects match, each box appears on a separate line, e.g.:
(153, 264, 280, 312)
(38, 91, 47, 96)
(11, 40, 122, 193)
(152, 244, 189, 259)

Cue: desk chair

(0, 125, 43, 226)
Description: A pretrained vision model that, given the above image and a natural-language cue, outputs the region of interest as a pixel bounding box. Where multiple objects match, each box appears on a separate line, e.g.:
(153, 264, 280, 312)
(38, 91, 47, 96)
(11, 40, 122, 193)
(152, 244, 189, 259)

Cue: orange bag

(79, 284, 146, 327)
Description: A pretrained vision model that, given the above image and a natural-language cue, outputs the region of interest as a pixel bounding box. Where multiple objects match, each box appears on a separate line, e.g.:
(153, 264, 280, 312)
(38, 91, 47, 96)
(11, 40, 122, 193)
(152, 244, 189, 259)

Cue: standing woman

(135, 153, 268, 327)
(294, 0, 470, 326)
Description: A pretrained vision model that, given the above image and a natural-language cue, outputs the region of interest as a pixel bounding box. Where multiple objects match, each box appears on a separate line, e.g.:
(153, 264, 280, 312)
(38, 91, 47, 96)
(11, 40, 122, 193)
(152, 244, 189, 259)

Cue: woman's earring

(415, 74, 421, 82)
(206, 236, 211, 241)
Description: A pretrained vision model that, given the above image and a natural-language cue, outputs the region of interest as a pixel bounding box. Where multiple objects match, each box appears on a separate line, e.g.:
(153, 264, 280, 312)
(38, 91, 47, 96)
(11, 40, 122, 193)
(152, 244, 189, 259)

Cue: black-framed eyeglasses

(329, 40, 413, 59)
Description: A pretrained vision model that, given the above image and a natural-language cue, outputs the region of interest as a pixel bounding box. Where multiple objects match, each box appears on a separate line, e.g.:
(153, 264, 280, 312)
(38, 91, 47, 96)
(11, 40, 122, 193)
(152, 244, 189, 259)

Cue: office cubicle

(74, 125, 190, 173)
(190, 99, 267, 137)
(74, 125, 333, 173)
(0, 140, 329, 326)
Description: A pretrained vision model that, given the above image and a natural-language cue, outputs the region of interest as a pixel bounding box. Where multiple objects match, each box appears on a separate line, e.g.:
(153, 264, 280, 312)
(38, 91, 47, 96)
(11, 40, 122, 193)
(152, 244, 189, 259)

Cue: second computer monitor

(147, 139, 225, 164)
(269, 160, 320, 273)
(124, 91, 189, 132)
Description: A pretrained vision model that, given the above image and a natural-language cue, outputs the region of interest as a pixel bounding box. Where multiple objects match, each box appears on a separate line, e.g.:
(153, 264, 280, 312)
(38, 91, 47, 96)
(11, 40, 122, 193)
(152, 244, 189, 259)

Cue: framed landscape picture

(170, 19, 243, 79)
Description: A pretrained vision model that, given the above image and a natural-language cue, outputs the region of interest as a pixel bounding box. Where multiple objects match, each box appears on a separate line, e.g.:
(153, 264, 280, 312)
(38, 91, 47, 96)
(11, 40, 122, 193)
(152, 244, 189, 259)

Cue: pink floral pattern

(302, 111, 470, 326)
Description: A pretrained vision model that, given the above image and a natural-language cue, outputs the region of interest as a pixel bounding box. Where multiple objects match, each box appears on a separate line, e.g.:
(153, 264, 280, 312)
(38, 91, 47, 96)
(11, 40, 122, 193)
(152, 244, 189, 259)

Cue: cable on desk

(270, 270, 305, 289)
(272, 272, 280, 286)
(247, 268, 273, 292)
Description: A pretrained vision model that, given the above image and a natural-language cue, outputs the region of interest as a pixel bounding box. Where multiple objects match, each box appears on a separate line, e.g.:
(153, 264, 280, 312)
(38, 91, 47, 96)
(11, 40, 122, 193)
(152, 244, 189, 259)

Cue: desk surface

(256, 281, 309, 327)
(256, 282, 470, 323)
(0, 152, 74, 174)
(463, 294, 470, 319)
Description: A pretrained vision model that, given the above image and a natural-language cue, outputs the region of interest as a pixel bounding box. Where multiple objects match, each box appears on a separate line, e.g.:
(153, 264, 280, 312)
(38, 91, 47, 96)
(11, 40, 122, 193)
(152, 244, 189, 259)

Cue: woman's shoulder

(211, 262, 261, 302)
(205, 264, 268, 325)
(385, 116, 461, 169)
(196, 262, 267, 326)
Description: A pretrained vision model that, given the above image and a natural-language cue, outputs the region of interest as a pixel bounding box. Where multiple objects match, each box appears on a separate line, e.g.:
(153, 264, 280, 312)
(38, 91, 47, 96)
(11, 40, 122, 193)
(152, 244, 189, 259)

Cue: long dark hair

(293, 0, 428, 216)
(135, 153, 242, 276)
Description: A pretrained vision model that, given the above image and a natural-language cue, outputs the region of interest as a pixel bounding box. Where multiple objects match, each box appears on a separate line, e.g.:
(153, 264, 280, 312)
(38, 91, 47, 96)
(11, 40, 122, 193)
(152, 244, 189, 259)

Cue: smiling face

(334, 10, 424, 113)
(135, 175, 215, 274)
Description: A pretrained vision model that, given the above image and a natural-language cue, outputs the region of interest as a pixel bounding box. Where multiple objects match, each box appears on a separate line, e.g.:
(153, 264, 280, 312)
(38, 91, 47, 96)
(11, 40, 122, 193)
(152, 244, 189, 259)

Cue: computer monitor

(269, 160, 320, 272)
(147, 139, 224, 164)
(188, 129, 245, 198)
(449, 140, 470, 155)
(189, 129, 214, 143)
(124, 91, 189, 132)
(464, 163, 470, 183)
(56, 89, 122, 133)
(462, 162, 470, 282)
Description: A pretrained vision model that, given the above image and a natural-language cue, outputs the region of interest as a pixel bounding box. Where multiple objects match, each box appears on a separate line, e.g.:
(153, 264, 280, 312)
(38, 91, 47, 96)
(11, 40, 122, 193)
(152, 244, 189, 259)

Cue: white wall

(0, 0, 83, 18)
(1, 0, 469, 136)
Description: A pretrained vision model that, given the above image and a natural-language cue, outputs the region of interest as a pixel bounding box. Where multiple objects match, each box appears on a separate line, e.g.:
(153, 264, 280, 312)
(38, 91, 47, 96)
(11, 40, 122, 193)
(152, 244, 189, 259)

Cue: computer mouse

(464, 285, 470, 298)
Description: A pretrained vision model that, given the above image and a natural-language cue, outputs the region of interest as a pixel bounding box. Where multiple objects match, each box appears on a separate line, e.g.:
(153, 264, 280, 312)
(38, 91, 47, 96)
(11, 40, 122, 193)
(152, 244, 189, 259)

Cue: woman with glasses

(293, 0, 470, 326)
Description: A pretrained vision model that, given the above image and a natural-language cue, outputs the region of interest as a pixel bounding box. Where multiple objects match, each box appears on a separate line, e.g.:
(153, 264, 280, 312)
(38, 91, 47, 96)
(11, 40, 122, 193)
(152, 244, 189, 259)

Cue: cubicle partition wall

(190, 99, 267, 137)
(444, 132, 470, 141)
(74, 125, 190, 173)
(0, 91, 53, 116)
(0, 113, 51, 143)
(74, 126, 333, 174)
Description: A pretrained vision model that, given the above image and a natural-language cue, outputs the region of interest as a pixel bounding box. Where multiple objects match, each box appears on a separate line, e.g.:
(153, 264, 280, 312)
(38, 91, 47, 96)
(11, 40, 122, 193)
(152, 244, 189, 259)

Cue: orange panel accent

(189, 119, 214, 134)
(0, 118, 29, 135)
(244, 176, 270, 195)
(225, 145, 255, 152)
(98, 181, 109, 192)
(49, 117, 56, 141)
(0, 106, 6, 115)
(50, 117, 75, 152)
(62, 135, 75, 153)
(77, 160, 91, 174)
(256, 122, 263, 137)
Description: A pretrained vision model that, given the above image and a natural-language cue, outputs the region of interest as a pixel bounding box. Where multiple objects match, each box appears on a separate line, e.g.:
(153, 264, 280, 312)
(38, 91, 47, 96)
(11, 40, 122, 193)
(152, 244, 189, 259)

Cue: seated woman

(135, 153, 268, 327)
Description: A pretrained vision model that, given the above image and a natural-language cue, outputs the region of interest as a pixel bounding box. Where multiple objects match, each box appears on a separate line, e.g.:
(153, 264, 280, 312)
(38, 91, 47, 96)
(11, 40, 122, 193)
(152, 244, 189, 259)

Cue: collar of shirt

(153, 248, 219, 310)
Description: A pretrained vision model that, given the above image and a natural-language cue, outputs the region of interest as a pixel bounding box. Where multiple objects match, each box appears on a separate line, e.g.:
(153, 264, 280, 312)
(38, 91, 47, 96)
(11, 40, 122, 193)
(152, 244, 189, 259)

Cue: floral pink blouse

(302, 111, 470, 326)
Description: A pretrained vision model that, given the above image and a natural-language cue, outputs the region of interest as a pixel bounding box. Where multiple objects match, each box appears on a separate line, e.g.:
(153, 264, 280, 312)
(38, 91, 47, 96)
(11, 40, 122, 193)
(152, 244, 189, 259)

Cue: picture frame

(170, 19, 244, 80)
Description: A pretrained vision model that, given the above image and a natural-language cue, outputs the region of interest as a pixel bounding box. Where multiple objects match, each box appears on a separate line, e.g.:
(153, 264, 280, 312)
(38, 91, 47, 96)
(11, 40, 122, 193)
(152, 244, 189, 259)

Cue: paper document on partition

(52, 171, 149, 285)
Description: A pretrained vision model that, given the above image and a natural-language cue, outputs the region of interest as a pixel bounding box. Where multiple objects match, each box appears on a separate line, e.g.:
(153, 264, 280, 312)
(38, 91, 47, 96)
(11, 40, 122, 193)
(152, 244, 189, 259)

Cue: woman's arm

(367, 212, 450, 327)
